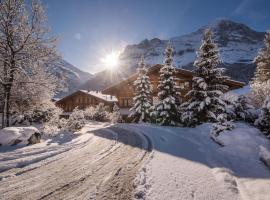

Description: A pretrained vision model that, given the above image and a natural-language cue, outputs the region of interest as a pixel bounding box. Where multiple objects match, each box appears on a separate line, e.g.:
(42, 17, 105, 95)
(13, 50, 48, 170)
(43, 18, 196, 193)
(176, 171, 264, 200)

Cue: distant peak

(208, 19, 251, 31)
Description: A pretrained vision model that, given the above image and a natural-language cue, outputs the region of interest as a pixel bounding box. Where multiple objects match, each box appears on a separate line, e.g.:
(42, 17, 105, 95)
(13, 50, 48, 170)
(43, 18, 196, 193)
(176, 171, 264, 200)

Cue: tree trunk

(1, 108, 5, 128)
(5, 85, 11, 127)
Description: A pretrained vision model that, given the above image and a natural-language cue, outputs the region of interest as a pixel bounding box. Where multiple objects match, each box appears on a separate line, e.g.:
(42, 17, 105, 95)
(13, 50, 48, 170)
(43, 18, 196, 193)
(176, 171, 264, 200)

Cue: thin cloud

(232, 0, 267, 21)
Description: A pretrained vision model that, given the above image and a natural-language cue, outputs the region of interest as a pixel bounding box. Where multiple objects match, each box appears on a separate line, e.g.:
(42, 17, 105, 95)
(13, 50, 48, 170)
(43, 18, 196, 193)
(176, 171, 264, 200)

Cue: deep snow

(119, 123, 270, 200)
(0, 122, 269, 200)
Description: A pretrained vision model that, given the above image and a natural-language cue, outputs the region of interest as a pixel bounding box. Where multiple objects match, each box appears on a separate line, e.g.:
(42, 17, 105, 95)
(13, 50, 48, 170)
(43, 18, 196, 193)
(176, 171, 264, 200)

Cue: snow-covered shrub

(84, 106, 96, 120)
(66, 107, 86, 132)
(255, 97, 270, 138)
(12, 101, 62, 125)
(211, 114, 235, 137)
(92, 103, 110, 122)
(110, 103, 122, 123)
(83, 103, 110, 122)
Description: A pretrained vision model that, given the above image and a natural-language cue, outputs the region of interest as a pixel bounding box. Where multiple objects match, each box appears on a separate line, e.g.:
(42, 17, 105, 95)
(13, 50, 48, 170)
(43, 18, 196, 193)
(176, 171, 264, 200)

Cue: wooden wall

(56, 92, 114, 112)
(106, 69, 193, 109)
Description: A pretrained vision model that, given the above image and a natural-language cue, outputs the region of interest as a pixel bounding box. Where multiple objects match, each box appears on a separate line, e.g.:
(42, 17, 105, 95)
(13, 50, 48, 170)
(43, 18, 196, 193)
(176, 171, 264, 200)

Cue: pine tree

(253, 30, 270, 83)
(129, 56, 152, 122)
(181, 29, 228, 126)
(255, 97, 270, 138)
(154, 44, 180, 126)
(251, 30, 270, 106)
(234, 95, 256, 122)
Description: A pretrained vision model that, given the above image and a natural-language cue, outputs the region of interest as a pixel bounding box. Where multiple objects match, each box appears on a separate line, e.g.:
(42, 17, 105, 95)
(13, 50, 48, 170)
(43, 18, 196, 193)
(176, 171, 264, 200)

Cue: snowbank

(260, 146, 270, 169)
(0, 127, 40, 146)
(119, 123, 270, 200)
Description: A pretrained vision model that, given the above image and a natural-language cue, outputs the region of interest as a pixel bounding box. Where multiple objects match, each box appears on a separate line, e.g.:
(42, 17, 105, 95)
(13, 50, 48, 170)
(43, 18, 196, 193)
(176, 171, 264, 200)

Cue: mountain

(52, 60, 93, 97)
(81, 19, 265, 91)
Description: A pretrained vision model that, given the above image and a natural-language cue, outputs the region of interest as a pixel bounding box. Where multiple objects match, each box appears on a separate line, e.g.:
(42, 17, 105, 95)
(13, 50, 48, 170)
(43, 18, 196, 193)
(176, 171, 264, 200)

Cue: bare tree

(0, 0, 59, 127)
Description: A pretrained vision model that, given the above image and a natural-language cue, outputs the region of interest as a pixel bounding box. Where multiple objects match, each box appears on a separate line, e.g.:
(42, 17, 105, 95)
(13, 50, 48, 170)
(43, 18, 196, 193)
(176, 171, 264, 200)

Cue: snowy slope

(51, 60, 93, 97)
(119, 19, 264, 72)
(82, 20, 264, 91)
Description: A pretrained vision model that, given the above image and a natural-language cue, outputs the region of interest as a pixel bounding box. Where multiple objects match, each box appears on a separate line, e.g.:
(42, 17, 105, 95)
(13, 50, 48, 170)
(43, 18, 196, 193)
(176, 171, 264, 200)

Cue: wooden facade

(102, 64, 245, 111)
(56, 90, 117, 112)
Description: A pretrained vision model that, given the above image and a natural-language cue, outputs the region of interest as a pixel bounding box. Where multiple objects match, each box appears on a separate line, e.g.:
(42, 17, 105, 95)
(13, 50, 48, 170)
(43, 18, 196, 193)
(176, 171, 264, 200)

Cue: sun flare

(101, 51, 120, 69)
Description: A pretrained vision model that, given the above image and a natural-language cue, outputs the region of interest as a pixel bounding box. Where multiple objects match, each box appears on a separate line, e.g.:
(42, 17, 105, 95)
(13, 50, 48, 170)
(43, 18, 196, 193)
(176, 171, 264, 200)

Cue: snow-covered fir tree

(253, 30, 270, 83)
(181, 29, 228, 126)
(154, 44, 180, 126)
(251, 30, 270, 106)
(255, 97, 270, 137)
(129, 56, 152, 122)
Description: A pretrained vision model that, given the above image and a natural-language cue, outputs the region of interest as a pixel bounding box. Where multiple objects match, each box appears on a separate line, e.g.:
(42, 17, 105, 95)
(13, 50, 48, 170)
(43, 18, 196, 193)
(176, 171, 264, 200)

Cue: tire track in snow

(0, 124, 152, 200)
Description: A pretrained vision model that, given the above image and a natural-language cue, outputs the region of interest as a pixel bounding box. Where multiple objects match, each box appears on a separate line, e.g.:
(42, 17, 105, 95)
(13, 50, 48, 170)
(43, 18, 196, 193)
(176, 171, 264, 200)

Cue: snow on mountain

(119, 19, 265, 83)
(51, 60, 93, 97)
(81, 20, 265, 91)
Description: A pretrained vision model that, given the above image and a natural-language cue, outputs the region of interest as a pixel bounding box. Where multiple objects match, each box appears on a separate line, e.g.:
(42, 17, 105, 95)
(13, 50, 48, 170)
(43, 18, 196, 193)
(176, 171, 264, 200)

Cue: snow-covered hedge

(12, 101, 62, 125)
(0, 127, 40, 146)
(84, 103, 111, 122)
(66, 107, 86, 132)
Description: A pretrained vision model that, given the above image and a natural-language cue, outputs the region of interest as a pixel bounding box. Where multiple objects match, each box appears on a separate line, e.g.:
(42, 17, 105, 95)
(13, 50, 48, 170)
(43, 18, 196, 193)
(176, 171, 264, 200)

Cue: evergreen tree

(129, 56, 152, 122)
(211, 114, 235, 137)
(253, 30, 270, 83)
(181, 29, 228, 126)
(234, 95, 256, 122)
(154, 44, 180, 126)
(251, 30, 270, 106)
(255, 97, 270, 138)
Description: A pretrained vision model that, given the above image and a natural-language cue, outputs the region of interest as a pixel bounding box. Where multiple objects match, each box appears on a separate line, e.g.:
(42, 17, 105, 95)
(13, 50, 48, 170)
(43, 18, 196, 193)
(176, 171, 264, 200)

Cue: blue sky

(42, 0, 270, 74)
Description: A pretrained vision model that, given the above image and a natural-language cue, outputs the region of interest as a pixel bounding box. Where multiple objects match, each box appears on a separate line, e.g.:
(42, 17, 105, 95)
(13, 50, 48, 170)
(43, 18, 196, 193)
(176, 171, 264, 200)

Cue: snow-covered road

(0, 123, 151, 200)
(0, 122, 269, 200)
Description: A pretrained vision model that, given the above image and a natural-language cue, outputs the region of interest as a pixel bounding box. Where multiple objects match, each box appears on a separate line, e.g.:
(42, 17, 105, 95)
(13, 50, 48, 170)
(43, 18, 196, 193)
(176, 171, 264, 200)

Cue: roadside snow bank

(124, 123, 270, 200)
(260, 146, 270, 169)
(0, 127, 40, 146)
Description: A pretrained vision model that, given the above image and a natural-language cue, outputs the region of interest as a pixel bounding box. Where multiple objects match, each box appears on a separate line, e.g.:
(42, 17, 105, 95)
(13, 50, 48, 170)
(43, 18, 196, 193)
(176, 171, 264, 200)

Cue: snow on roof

(80, 90, 118, 102)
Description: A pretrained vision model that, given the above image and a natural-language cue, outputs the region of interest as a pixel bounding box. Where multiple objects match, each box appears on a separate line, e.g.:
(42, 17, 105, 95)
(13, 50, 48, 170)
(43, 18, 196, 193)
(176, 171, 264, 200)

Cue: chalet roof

(56, 90, 118, 104)
(102, 64, 245, 93)
(79, 90, 118, 102)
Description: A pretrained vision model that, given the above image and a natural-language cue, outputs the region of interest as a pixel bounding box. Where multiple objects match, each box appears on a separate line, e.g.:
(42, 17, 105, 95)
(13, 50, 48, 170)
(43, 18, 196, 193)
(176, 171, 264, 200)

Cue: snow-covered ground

(118, 123, 270, 200)
(0, 122, 269, 200)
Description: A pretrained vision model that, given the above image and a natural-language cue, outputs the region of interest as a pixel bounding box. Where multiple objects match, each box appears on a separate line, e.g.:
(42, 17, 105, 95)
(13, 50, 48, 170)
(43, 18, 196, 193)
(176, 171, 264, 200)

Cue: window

(184, 81, 190, 88)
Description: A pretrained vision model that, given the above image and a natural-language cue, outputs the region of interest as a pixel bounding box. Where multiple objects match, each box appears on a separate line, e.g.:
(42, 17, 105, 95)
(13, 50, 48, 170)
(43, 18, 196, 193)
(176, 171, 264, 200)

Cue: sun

(101, 51, 120, 69)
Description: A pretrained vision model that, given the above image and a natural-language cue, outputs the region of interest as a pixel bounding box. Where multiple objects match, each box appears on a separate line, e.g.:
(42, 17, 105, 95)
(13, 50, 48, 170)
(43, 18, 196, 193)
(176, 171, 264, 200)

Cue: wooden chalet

(102, 64, 245, 116)
(56, 90, 117, 112)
